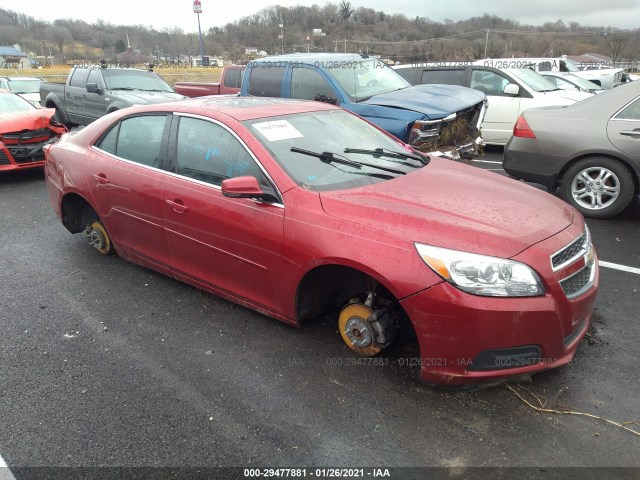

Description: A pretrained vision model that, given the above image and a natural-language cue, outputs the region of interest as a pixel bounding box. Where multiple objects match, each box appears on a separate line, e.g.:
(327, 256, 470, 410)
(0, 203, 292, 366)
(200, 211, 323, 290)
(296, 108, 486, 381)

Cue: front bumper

(400, 225, 599, 385)
(0, 142, 45, 172)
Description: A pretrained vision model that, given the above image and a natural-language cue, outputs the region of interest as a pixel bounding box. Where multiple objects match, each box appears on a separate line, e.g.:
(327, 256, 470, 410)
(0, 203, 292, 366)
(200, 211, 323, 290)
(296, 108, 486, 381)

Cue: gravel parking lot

(1, 152, 639, 478)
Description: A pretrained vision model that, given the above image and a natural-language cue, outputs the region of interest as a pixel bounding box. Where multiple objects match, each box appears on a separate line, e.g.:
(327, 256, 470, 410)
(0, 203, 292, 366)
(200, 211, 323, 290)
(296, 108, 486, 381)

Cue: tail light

(513, 115, 536, 138)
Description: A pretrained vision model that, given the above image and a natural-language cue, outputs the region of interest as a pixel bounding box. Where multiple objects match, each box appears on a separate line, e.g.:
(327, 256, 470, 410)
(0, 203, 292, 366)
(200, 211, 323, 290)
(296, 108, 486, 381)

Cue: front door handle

(165, 199, 188, 213)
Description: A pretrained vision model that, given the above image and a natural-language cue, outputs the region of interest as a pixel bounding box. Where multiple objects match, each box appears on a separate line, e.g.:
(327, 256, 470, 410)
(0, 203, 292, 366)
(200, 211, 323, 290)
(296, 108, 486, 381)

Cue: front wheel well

(295, 264, 418, 356)
(60, 193, 99, 234)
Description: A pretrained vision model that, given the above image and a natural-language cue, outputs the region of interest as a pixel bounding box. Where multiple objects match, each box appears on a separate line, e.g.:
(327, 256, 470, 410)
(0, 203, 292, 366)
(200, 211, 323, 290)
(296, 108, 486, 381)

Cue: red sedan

(0, 90, 67, 172)
(45, 97, 598, 385)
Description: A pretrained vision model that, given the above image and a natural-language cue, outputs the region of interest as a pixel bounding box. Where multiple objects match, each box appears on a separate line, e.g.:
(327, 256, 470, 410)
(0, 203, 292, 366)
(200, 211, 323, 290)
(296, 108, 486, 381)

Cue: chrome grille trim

(560, 261, 596, 299)
(551, 232, 588, 272)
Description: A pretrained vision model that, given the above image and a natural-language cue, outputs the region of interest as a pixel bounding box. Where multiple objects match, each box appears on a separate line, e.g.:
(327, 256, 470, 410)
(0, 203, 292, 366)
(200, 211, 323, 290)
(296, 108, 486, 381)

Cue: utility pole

(484, 29, 489, 58)
(279, 19, 284, 55)
(193, 0, 205, 67)
(333, 40, 340, 52)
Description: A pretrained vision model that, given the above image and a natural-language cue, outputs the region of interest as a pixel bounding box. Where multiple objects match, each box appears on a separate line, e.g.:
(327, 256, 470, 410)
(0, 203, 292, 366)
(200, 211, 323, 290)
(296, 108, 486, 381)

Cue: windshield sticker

(252, 120, 303, 142)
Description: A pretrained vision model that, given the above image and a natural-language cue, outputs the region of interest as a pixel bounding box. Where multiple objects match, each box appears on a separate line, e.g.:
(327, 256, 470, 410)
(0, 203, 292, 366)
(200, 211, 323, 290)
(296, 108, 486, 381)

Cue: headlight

(415, 243, 544, 297)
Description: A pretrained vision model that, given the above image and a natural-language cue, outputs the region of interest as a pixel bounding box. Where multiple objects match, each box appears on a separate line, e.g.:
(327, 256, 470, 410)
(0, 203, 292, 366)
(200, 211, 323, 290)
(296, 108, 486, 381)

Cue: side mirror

(222, 176, 269, 200)
(314, 94, 338, 105)
(503, 83, 520, 96)
(86, 83, 102, 94)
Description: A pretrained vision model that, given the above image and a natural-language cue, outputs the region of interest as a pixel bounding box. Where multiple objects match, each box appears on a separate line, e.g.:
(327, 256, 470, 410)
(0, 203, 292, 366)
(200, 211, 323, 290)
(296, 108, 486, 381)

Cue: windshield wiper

(111, 87, 136, 91)
(290, 147, 405, 175)
(344, 147, 427, 166)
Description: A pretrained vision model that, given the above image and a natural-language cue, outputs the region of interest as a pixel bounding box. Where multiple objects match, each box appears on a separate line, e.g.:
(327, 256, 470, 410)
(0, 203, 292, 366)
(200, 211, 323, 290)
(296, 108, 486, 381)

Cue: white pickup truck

(475, 57, 626, 89)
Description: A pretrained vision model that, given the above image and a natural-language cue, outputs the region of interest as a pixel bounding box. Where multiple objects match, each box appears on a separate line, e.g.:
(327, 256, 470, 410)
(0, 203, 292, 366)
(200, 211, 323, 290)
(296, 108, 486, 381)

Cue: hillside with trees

(1, 2, 638, 66)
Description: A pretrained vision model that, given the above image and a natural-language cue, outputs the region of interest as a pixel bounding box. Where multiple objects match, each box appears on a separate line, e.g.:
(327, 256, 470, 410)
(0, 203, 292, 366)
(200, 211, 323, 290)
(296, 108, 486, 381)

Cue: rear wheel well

(60, 193, 99, 234)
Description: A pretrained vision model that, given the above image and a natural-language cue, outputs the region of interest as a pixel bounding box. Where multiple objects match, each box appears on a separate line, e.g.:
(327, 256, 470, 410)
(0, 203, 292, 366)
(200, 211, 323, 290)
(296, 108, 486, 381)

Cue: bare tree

(605, 32, 631, 65)
(339, 1, 354, 22)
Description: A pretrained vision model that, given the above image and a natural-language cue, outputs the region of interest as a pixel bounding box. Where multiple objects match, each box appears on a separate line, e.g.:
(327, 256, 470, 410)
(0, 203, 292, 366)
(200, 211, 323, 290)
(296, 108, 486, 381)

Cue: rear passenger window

(223, 68, 243, 88)
(615, 97, 640, 120)
(247, 65, 285, 97)
(538, 62, 553, 72)
(69, 68, 89, 88)
(420, 69, 466, 86)
(96, 115, 167, 168)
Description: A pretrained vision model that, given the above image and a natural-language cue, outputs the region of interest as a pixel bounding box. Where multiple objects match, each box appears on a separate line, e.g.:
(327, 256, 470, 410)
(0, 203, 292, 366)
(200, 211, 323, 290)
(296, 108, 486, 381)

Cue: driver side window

(470, 70, 510, 96)
(290, 68, 337, 103)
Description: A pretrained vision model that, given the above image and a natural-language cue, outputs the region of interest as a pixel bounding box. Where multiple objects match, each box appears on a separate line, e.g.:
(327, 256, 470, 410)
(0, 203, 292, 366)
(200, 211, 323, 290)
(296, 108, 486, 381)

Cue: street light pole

(193, 0, 205, 67)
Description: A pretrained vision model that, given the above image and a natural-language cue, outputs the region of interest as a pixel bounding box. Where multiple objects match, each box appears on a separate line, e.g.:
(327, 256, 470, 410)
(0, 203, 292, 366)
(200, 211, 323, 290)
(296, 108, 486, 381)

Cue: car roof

(250, 53, 374, 64)
(132, 96, 340, 122)
(528, 78, 640, 117)
(0, 76, 43, 81)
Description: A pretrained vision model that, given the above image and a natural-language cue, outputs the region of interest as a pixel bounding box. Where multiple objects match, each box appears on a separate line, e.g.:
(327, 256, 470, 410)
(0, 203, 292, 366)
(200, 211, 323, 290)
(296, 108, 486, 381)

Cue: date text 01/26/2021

(244, 468, 391, 478)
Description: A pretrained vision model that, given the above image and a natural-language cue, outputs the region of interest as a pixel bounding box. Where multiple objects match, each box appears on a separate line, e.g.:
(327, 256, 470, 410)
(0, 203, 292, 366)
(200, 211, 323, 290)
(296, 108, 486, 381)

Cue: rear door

(607, 95, 640, 163)
(88, 113, 171, 270)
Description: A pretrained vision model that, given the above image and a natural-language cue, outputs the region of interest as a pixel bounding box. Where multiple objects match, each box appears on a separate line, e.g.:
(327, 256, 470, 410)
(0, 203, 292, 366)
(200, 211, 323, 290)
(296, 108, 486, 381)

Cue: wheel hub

(88, 227, 107, 250)
(571, 167, 620, 210)
(344, 316, 373, 348)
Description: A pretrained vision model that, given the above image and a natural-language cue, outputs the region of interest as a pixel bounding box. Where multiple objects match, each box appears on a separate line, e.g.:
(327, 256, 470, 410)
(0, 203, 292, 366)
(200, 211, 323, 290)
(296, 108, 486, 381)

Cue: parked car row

(39, 64, 185, 127)
(394, 63, 592, 145)
(7, 53, 621, 388)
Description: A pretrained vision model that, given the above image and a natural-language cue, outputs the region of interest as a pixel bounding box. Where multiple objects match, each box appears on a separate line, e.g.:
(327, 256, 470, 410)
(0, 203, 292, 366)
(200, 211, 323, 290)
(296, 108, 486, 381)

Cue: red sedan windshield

(245, 109, 423, 191)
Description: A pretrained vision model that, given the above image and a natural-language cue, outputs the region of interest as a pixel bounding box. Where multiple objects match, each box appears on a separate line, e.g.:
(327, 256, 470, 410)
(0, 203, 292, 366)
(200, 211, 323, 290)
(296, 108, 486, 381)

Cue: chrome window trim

(90, 112, 286, 209)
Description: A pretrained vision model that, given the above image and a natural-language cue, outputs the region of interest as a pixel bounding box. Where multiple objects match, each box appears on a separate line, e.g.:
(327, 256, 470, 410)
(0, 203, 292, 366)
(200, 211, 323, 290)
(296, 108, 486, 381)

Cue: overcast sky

(2, 0, 639, 33)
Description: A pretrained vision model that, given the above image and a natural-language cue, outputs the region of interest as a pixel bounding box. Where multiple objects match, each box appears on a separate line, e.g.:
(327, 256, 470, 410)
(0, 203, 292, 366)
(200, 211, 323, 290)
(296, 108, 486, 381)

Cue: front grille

(412, 101, 484, 159)
(560, 262, 594, 299)
(551, 233, 588, 271)
(0, 149, 10, 165)
(7, 142, 46, 163)
(0, 128, 51, 143)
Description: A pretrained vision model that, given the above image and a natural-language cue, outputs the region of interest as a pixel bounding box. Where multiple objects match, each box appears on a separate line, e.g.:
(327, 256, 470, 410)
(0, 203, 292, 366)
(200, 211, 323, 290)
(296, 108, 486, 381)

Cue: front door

(162, 114, 285, 314)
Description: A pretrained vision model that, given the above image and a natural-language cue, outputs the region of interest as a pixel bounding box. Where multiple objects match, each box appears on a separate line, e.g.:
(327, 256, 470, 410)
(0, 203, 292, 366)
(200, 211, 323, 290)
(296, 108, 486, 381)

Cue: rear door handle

(165, 199, 188, 213)
(93, 173, 109, 185)
(619, 130, 640, 137)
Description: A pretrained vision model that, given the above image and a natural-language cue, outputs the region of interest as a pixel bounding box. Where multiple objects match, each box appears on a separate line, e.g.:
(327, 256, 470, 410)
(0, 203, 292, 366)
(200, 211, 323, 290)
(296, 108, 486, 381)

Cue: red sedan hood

(0, 108, 59, 133)
(319, 158, 574, 259)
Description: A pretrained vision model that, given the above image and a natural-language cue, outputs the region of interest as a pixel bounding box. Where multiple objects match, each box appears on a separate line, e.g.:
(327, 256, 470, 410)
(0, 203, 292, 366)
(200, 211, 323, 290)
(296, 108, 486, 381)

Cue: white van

(475, 57, 625, 89)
